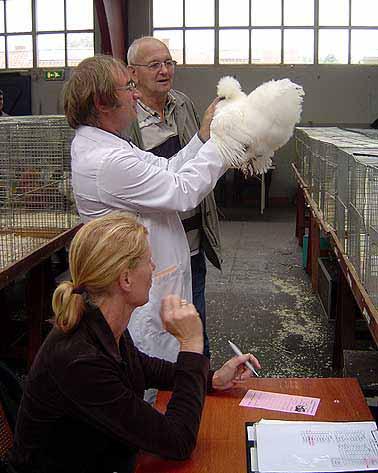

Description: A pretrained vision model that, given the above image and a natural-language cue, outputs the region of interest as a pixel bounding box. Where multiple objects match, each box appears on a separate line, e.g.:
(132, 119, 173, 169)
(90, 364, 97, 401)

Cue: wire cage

(365, 227, 378, 306)
(347, 156, 371, 282)
(365, 165, 378, 305)
(347, 203, 368, 282)
(295, 128, 309, 183)
(310, 139, 323, 209)
(0, 116, 78, 271)
(294, 127, 316, 187)
(317, 142, 338, 229)
(294, 130, 305, 176)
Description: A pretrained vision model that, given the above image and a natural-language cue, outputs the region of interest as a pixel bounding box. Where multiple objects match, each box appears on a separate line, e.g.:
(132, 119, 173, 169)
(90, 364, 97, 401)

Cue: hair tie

(72, 286, 85, 295)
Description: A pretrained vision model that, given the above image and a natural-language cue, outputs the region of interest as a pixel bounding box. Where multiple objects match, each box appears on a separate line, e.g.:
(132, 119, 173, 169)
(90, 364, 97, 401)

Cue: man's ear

(93, 94, 110, 114)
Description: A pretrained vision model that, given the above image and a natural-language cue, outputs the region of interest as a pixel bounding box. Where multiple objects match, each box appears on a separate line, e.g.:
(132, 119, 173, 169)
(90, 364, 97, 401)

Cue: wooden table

(136, 378, 373, 473)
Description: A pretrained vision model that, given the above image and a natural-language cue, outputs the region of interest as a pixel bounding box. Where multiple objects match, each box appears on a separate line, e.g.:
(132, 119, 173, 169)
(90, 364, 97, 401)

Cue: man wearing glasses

(127, 37, 222, 360)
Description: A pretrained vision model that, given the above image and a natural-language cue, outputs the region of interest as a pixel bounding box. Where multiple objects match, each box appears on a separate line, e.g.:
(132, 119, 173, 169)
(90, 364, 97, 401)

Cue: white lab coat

(71, 125, 227, 361)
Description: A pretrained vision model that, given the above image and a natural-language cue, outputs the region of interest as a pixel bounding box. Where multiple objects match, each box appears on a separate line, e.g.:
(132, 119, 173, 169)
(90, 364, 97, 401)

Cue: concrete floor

(206, 207, 335, 378)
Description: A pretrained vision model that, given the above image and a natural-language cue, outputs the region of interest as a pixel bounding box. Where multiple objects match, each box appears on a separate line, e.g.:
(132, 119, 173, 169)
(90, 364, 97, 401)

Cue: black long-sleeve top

(8, 306, 210, 473)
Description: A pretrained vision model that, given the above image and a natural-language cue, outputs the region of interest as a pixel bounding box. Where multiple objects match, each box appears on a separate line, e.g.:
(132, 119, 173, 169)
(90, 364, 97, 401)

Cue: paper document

(240, 389, 320, 416)
(254, 420, 378, 472)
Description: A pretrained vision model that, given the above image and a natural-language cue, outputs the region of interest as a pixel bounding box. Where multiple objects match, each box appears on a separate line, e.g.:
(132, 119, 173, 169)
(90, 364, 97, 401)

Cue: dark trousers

(191, 251, 210, 358)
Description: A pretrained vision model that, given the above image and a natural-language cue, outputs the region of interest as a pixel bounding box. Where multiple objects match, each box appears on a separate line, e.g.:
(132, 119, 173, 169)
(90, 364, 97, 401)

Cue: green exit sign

(44, 70, 65, 81)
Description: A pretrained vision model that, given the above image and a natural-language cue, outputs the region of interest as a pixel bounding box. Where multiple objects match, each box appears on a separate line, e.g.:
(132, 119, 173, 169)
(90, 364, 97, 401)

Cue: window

(0, 0, 94, 70)
(152, 0, 378, 65)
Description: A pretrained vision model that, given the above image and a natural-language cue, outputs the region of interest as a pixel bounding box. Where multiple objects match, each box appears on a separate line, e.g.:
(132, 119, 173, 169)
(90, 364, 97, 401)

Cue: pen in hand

(228, 340, 260, 377)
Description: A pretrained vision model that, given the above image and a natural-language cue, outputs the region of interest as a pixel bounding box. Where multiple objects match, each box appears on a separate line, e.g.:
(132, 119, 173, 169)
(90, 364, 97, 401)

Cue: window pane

(318, 29, 348, 64)
(284, 0, 314, 26)
(284, 29, 314, 63)
(36, 0, 64, 31)
(7, 35, 32, 68)
(6, 0, 32, 33)
(186, 0, 214, 26)
(351, 30, 378, 64)
(185, 30, 214, 64)
(351, 0, 378, 26)
(319, 0, 349, 26)
(0, 36, 4, 68)
(153, 30, 183, 63)
(67, 32, 94, 66)
(251, 0, 281, 26)
(252, 29, 281, 63)
(219, 0, 249, 26)
(219, 29, 249, 64)
(37, 34, 65, 67)
(153, 0, 183, 27)
(0, 1, 4, 33)
(66, 0, 93, 30)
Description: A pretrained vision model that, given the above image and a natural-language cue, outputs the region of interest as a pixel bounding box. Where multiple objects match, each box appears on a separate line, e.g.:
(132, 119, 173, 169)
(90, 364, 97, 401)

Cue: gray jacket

(128, 89, 222, 270)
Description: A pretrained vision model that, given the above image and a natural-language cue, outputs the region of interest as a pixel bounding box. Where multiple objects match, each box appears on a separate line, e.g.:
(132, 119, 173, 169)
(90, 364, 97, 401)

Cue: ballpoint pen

(228, 340, 259, 377)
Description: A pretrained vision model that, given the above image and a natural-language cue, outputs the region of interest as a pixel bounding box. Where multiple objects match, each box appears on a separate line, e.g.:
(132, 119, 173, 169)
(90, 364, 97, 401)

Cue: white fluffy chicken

(211, 76, 304, 175)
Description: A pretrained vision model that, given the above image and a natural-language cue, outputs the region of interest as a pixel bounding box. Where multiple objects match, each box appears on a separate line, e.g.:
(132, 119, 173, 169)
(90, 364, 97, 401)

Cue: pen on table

(228, 340, 259, 377)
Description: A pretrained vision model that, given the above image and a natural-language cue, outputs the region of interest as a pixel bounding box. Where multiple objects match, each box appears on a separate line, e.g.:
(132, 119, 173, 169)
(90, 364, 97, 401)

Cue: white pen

(228, 340, 259, 377)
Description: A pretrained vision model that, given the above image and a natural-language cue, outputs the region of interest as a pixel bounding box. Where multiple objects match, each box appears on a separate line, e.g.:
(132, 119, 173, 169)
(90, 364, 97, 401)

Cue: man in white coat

(64, 55, 228, 368)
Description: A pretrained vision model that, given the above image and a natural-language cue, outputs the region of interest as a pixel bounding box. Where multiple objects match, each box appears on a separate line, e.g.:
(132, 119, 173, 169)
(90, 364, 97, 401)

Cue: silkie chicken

(210, 76, 305, 175)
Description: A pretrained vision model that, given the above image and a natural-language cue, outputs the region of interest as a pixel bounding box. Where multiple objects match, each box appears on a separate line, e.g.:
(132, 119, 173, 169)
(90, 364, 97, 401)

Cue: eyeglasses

(117, 79, 136, 92)
(131, 60, 177, 71)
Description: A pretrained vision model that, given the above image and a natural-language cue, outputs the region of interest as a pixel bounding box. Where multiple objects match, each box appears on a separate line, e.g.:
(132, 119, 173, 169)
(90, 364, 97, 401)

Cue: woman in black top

(8, 212, 260, 473)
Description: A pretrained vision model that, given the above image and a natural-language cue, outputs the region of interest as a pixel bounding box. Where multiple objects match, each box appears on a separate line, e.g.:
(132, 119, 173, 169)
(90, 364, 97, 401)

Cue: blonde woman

(8, 213, 260, 473)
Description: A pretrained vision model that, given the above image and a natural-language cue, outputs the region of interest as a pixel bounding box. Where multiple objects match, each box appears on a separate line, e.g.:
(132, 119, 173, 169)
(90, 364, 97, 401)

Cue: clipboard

(244, 422, 378, 473)
(245, 422, 257, 473)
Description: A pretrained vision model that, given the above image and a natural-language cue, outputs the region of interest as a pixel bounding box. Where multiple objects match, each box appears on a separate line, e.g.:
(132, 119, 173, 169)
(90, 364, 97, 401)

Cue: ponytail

(52, 281, 86, 332)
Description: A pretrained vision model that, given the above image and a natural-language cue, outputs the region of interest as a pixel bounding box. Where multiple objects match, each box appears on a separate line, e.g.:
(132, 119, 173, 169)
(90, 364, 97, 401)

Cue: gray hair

(127, 36, 167, 65)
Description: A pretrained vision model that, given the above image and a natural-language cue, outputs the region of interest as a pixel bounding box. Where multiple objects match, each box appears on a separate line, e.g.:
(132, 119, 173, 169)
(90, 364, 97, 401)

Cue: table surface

(136, 377, 373, 473)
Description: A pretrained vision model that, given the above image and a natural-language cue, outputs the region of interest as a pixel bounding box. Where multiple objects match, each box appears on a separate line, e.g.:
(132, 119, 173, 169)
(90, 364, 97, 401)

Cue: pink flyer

(239, 389, 320, 416)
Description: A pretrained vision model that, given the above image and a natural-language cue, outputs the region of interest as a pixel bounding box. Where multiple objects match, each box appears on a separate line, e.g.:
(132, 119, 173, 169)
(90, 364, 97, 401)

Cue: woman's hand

(198, 97, 221, 142)
(212, 354, 261, 391)
(160, 295, 204, 354)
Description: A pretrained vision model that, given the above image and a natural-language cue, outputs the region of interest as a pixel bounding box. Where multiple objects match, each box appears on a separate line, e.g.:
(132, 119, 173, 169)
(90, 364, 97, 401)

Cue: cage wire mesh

(295, 132, 304, 176)
(347, 156, 370, 282)
(347, 203, 368, 283)
(365, 165, 378, 305)
(310, 139, 322, 209)
(321, 143, 338, 229)
(335, 148, 351, 251)
(294, 128, 313, 186)
(0, 116, 78, 270)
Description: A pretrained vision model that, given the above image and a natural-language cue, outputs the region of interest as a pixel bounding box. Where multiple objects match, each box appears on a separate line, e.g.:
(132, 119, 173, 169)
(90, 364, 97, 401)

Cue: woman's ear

(119, 269, 132, 293)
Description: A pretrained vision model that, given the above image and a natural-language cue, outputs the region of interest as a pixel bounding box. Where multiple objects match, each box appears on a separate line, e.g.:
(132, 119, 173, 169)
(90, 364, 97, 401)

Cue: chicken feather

(211, 76, 304, 175)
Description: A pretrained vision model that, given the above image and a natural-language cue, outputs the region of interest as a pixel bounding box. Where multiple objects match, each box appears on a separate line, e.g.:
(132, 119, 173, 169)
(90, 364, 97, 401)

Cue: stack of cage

(0, 116, 78, 271)
(295, 126, 378, 304)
